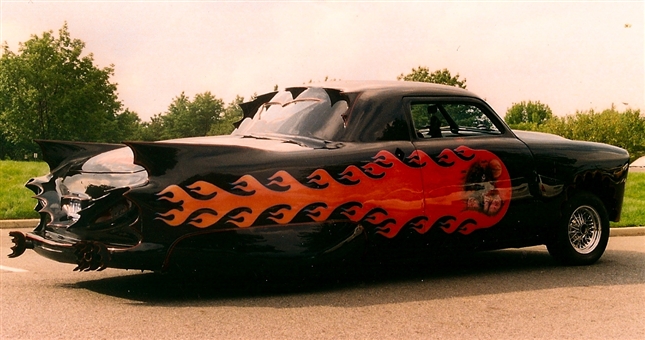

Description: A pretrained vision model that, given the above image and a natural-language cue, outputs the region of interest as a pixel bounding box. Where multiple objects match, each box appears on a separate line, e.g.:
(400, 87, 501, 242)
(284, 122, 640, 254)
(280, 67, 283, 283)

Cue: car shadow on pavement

(66, 246, 645, 307)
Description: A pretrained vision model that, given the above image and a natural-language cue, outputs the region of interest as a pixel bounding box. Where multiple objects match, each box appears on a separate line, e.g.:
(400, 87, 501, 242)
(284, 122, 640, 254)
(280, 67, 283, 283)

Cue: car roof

(295, 80, 479, 98)
(239, 80, 486, 123)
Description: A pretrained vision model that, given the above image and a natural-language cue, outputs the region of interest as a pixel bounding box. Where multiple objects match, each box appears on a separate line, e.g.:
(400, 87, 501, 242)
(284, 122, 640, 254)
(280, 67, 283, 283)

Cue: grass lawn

(0, 160, 48, 219)
(0, 160, 644, 226)
(613, 171, 645, 227)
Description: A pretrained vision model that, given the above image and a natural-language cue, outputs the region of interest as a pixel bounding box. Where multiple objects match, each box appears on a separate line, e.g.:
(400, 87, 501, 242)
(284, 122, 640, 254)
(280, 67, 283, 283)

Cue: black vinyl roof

(305, 80, 479, 98)
(239, 80, 482, 122)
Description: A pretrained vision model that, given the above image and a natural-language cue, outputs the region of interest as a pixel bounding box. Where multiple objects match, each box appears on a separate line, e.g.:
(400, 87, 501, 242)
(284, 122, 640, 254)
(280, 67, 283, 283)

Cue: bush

(513, 106, 644, 162)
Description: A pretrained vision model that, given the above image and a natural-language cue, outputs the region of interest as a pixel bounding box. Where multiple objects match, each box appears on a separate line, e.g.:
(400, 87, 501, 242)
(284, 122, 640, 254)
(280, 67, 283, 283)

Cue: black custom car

(9, 81, 630, 274)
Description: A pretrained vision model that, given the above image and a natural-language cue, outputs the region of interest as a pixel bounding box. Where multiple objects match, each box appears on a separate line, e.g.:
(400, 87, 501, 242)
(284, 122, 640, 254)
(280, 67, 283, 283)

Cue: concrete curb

(1, 219, 643, 237)
(610, 226, 645, 237)
(0, 219, 39, 229)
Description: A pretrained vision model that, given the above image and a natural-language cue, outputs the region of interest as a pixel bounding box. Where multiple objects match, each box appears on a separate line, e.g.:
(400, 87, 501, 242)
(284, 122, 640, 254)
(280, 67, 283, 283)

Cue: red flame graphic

(156, 146, 511, 237)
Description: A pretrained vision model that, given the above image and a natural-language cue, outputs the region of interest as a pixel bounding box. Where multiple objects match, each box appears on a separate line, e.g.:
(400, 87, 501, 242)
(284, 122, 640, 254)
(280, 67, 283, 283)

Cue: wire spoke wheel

(547, 193, 609, 265)
(567, 205, 601, 254)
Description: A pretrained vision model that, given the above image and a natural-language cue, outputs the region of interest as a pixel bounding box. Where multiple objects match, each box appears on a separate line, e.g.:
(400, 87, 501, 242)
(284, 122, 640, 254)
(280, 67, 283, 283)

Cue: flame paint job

(156, 146, 510, 238)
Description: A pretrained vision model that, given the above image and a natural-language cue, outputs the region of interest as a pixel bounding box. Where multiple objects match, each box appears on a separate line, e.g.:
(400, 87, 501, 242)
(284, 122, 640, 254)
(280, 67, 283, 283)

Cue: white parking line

(0, 265, 28, 273)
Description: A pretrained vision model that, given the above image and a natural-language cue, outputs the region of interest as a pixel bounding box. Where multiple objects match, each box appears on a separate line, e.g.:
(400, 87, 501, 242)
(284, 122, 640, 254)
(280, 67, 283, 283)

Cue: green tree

(142, 91, 225, 140)
(0, 23, 125, 159)
(112, 109, 142, 142)
(137, 114, 165, 141)
(163, 91, 225, 139)
(397, 66, 467, 89)
(208, 95, 244, 136)
(505, 100, 553, 129)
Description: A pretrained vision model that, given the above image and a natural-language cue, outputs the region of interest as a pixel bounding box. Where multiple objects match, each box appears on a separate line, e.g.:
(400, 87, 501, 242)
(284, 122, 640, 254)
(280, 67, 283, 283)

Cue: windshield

(233, 88, 348, 141)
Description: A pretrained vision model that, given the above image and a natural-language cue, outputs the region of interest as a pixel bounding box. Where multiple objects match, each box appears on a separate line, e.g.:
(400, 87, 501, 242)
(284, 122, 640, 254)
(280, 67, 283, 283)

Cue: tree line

(1, 24, 643, 162)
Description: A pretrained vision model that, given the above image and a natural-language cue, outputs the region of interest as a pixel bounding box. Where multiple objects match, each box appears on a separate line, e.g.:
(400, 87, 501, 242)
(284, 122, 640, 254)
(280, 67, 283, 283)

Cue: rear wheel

(547, 193, 609, 265)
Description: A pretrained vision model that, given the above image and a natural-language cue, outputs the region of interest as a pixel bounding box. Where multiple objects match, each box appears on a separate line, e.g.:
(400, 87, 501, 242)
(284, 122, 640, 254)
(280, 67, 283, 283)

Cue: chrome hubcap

(568, 205, 601, 254)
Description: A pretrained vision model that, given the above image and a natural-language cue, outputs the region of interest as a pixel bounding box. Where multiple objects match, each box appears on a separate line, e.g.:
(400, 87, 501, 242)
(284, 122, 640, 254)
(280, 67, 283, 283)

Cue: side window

(444, 104, 497, 131)
(410, 102, 500, 138)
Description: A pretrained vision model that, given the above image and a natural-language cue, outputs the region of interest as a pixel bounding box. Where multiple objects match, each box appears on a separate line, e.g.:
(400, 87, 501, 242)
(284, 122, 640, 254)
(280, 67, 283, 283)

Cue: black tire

(547, 192, 609, 265)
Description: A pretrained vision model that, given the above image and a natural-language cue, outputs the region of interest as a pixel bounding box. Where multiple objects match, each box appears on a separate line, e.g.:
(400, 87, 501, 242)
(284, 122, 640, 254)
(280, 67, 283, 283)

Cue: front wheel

(547, 193, 609, 265)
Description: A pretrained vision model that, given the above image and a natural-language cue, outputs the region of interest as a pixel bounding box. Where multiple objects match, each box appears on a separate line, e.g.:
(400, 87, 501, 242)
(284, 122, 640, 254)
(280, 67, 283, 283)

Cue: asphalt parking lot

(1, 230, 643, 339)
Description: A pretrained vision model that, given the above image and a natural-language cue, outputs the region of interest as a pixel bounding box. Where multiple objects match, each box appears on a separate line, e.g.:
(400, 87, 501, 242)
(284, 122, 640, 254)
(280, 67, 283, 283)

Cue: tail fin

(35, 140, 123, 172)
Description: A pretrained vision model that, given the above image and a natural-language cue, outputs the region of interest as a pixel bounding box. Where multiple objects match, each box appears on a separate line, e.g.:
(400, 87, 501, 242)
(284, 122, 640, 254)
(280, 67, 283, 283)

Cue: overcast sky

(1, 1, 643, 121)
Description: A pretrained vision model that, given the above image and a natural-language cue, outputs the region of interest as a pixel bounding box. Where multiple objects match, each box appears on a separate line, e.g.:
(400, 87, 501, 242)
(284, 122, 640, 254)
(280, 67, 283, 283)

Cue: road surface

(1, 229, 644, 339)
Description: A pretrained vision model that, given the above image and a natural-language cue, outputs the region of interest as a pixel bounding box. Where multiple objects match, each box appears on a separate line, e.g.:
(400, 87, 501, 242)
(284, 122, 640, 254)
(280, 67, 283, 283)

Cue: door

(405, 97, 541, 252)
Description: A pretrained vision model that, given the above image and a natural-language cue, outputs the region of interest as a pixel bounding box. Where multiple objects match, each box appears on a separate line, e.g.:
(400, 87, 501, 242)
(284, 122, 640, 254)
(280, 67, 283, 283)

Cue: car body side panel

(125, 141, 426, 270)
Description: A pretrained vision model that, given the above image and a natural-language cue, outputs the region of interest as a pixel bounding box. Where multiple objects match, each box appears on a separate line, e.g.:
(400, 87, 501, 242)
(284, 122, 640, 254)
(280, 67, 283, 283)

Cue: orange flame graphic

(156, 146, 511, 237)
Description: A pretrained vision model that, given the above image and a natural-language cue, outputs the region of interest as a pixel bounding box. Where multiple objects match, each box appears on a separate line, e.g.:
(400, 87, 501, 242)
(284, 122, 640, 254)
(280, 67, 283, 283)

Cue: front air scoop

(81, 147, 146, 174)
